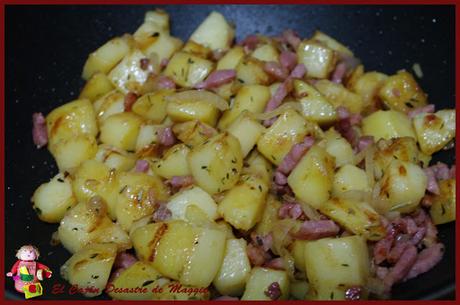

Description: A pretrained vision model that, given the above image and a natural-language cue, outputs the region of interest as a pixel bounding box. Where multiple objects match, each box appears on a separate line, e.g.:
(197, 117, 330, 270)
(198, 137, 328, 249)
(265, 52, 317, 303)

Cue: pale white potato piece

(213, 238, 252, 296)
(242, 267, 290, 300)
(297, 40, 336, 79)
(362, 110, 416, 140)
(189, 11, 235, 51)
(108, 49, 153, 94)
(304, 236, 369, 300)
(226, 112, 265, 157)
(332, 164, 371, 195)
(166, 186, 218, 221)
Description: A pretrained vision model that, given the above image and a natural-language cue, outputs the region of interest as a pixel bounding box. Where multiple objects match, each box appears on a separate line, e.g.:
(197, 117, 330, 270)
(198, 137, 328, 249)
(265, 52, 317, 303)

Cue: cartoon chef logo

(6, 245, 52, 299)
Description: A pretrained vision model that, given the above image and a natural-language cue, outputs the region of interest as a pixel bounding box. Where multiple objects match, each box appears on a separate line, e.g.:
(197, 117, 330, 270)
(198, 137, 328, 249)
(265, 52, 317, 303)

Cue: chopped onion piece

(166, 89, 229, 111)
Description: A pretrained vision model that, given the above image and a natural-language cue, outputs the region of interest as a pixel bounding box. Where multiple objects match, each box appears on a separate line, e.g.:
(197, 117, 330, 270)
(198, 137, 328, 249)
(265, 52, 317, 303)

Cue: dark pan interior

(5, 5, 455, 300)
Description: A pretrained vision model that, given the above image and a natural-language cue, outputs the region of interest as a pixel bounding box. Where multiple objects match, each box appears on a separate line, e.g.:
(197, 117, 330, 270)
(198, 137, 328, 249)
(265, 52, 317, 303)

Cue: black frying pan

(5, 5, 455, 300)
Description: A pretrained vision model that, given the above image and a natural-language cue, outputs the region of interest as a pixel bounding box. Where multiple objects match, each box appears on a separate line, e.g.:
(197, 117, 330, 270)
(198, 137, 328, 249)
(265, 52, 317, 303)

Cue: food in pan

(30, 9, 455, 300)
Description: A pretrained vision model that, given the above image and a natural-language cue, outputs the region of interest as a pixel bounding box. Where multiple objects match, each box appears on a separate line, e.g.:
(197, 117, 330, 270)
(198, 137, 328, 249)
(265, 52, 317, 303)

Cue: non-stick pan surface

(5, 5, 455, 300)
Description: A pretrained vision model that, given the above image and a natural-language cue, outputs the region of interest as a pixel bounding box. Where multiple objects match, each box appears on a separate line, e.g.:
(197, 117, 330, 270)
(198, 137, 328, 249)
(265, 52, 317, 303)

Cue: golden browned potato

(61, 243, 118, 297)
(188, 132, 243, 194)
(429, 179, 455, 225)
(163, 52, 214, 87)
(413, 109, 455, 155)
(257, 109, 312, 165)
(378, 70, 427, 113)
(82, 36, 131, 80)
(288, 145, 335, 208)
(79, 72, 114, 102)
(32, 172, 77, 223)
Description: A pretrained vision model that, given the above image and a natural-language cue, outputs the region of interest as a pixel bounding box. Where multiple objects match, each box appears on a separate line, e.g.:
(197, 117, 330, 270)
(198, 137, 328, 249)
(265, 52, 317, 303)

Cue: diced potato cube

(242, 267, 290, 300)
(430, 179, 456, 225)
(255, 195, 282, 236)
(218, 84, 271, 129)
(182, 40, 212, 59)
(373, 137, 428, 179)
(350, 71, 388, 109)
(94, 144, 136, 172)
(100, 112, 144, 151)
(314, 80, 364, 113)
(108, 49, 153, 94)
(72, 160, 119, 219)
(132, 221, 198, 279)
(293, 80, 337, 124)
(144, 9, 170, 30)
(227, 112, 265, 157)
(93, 90, 125, 123)
(319, 198, 386, 240)
(61, 243, 117, 297)
(332, 164, 371, 195)
(413, 109, 455, 155)
(167, 186, 218, 221)
(172, 120, 218, 148)
(164, 51, 214, 87)
(32, 172, 77, 223)
(297, 40, 336, 79)
(108, 261, 169, 300)
(243, 150, 274, 186)
(213, 238, 252, 296)
(379, 71, 427, 113)
(79, 72, 114, 101)
(82, 37, 131, 80)
(235, 57, 270, 86)
(323, 128, 354, 168)
(362, 110, 416, 141)
(142, 33, 183, 63)
(132, 90, 173, 123)
(58, 201, 131, 254)
(251, 44, 279, 62)
(52, 135, 98, 173)
(287, 145, 335, 208)
(311, 30, 353, 57)
(151, 144, 191, 179)
(135, 124, 163, 155)
(188, 132, 243, 194)
(291, 240, 308, 272)
(304, 236, 369, 300)
(46, 98, 98, 149)
(116, 171, 169, 231)
(218, 174, 268, 231)
(180, 227, 227, 286)
(166, 90, 220, 126)
(378, 159, 427, 213)
(189, 11, 235, 51)
(132, 220, 226, 287)
(257, 109, 311, 165)
(217, 46, 245, 70)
